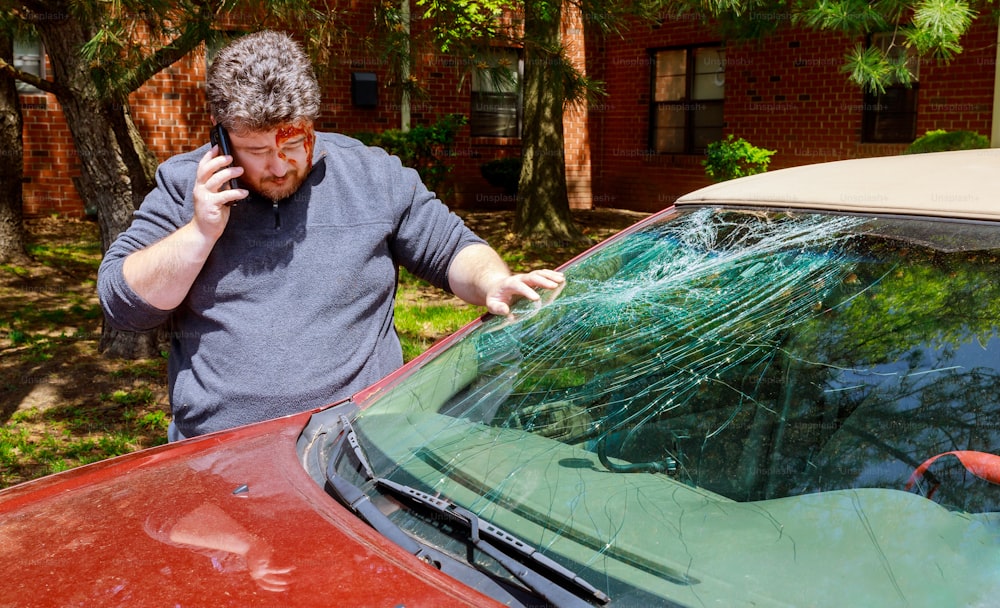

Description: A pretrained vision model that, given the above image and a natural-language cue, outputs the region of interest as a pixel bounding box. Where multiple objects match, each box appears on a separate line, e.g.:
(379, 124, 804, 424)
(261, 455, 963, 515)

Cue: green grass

(25, 240, 102, 274)
(0, 400, 169, 486)
(0, 218, 173, 487)
(1, 219, 482, 486)
(395, 300, 482, 361)
(395, 267, 483, 360)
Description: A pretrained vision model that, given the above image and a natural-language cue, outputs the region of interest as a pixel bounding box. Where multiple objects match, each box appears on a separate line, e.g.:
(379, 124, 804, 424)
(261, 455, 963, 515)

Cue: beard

(252, 165, 310, 202)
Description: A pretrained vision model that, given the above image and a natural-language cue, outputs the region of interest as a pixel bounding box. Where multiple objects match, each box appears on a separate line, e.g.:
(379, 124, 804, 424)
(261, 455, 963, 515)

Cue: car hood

(0, 407, 500, 608)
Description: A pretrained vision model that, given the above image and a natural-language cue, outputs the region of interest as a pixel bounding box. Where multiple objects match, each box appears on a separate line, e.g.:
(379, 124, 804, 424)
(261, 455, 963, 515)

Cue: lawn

(0, 209, 646, 488)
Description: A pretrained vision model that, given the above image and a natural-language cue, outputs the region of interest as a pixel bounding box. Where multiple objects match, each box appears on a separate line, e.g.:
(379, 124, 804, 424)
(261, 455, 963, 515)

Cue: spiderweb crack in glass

(346, 207, 1000, 606)
(477, 210, 868, 451)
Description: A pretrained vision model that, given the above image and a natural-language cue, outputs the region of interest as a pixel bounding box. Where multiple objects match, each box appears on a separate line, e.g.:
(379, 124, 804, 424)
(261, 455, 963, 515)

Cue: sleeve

(384, 152, 486, 293)
(96, 152, 200, 332)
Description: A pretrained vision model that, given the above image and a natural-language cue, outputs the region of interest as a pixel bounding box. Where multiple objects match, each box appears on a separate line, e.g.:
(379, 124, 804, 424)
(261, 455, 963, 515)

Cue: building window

(14, 37, 45, 94)
(862, 33, 919, 143)
(470, 48, 522, 138)
(651, 45, 725, 154)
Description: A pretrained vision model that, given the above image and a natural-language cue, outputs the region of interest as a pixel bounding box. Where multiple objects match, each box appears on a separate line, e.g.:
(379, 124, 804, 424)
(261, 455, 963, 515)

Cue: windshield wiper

(324, 418, 434, 556)
(377, 476, 611, 607)
(324, 417, 526, 606)
(328, 415, 610, 607)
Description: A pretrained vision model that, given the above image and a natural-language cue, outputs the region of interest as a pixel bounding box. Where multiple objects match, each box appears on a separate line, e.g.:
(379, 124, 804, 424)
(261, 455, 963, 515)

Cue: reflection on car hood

(0, 409, 500, 607)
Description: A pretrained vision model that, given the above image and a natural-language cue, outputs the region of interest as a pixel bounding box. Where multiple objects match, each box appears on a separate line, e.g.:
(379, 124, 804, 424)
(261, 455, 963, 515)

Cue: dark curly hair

(206, 30, 321, 133)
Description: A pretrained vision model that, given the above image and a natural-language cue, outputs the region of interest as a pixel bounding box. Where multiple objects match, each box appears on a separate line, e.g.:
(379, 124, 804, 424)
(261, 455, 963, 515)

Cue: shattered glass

(348, 208, 1000, 606)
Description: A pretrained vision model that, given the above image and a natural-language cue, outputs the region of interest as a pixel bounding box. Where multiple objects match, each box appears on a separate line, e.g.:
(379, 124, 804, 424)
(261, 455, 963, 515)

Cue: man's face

(228, 121, 316, 201)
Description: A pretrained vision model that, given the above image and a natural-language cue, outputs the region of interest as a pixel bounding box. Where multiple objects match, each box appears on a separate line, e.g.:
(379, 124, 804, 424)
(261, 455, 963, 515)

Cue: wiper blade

(377, 477, 611, 607)
(324, 416, 526, 606)
(332, 415, 609, 607)
(323, 417, 426, 556)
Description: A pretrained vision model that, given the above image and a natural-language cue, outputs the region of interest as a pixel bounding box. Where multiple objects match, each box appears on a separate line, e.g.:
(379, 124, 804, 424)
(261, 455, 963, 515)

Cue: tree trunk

(108, 100, 159, 208)
(34, 10, 163, 357)
(0, 30, 25, 264)
(514, 1, 583, 245)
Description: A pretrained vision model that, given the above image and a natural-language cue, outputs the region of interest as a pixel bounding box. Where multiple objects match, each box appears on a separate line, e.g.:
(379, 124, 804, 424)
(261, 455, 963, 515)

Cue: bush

(904, 129, 990, 155)
(703, 135, 776, 182)
(480, 157, 522, 194)
(354, 114, 468, 195)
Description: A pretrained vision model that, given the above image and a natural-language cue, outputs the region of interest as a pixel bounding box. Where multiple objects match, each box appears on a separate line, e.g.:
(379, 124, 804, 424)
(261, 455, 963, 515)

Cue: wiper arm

(330, 415, 609, 607)
(377, 477, 611, 607)
(324, 416, 527, 606)
(323, 417, 427, 556)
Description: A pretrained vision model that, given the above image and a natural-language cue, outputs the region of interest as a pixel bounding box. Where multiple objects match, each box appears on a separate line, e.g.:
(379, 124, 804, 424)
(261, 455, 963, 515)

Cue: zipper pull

(273, 202, 281, 229)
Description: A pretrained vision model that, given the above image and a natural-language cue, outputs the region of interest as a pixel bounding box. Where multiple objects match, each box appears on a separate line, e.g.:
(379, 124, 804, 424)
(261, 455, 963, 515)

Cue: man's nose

(268, 154, 290, 177)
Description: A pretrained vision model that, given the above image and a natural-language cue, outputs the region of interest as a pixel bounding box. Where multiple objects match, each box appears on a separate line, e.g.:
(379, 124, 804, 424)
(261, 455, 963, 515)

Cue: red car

(3, 149, 1000, 607)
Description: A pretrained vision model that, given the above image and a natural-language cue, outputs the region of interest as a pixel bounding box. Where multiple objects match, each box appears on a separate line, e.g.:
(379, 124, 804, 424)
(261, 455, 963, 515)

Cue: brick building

(590, 15, 999, 210)
(17, 8, 999, 217)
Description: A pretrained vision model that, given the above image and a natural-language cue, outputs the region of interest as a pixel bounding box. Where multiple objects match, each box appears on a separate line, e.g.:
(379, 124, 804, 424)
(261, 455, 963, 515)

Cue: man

(97, 30, 563, 441)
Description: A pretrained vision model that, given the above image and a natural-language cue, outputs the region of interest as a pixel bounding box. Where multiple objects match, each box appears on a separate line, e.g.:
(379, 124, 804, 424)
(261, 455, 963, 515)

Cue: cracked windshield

(352, 207, 1000, 606)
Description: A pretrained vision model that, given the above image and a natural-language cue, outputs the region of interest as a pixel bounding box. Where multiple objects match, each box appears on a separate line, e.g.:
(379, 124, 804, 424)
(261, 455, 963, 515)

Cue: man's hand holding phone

(121, 126, 248, 311)
(192, 125, 248, 240)
(210, 124, 242, 192)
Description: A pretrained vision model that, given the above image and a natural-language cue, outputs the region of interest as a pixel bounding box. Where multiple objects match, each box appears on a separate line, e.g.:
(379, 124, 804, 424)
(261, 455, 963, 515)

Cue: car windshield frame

(305, 206, 1000, 608)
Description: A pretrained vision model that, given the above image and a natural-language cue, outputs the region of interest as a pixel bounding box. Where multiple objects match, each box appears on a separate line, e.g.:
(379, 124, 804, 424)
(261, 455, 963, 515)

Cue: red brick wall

(18, 9, 998, 217)
(131, 52, 210, 161)
(562, 4, 593, 210)
(591, 16, 997, 213)
(585, 16, 725, 211)
(20, 13, 535, 217)
(22, 49, 211, 217)
(917, 22, 995, 136)
(22, 93, 77, 216)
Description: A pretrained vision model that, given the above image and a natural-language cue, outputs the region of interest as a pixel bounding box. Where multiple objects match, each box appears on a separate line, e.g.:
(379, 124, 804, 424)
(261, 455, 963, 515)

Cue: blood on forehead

(275, 123, 316, 165)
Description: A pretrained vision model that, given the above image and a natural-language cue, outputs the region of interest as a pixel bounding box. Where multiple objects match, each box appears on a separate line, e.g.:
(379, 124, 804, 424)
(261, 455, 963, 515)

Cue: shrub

(354, 114, 468, 195)
(904, 129, 989, 155)
(703, 135, 776, 182)
(480, 157, 522, 194)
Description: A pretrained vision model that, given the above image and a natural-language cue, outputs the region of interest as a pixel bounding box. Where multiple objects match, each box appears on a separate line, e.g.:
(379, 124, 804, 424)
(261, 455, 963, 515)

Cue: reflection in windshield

(351, 208, 1000, 606)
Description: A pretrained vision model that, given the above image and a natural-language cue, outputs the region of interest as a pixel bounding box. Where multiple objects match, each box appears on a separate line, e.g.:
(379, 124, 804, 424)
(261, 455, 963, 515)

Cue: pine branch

(0, 57, 65, 96)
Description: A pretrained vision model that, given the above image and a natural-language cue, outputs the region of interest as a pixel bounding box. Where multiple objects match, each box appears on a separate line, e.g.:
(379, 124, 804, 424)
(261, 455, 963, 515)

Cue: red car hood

(0, 411, 502, 607)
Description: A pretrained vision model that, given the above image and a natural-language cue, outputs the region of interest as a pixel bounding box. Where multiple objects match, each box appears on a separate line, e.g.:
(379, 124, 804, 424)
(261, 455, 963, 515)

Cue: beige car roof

(675, 148, 1000, 222)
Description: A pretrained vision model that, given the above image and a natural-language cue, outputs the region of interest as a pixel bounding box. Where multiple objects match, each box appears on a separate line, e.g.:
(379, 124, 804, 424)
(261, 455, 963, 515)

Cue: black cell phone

(210, 123, 240, 191)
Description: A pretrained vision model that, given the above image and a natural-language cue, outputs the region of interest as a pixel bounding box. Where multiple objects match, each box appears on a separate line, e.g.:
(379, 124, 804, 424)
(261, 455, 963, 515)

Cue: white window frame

(14, 36, 45, 94)
(470, 48, 523, 138)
